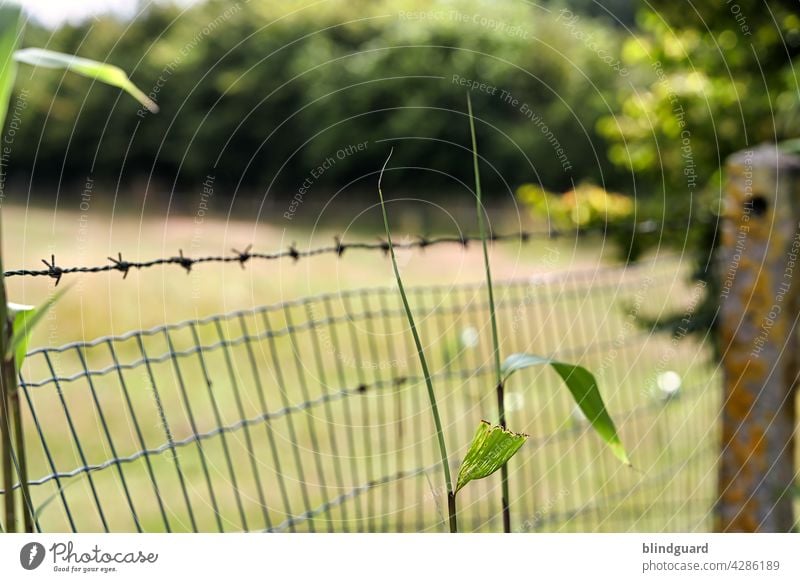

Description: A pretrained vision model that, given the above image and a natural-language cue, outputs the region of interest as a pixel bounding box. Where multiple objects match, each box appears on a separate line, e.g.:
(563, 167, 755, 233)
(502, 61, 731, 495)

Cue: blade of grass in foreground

(0, 3, 22, 536)
(502, 353, 631, 465)
(0, 4, 22, 133)
(467, 93, 512, 532)
(8, 286, 69, 369)
(376, 149, 457, 533)
(14, 48, 158, 113)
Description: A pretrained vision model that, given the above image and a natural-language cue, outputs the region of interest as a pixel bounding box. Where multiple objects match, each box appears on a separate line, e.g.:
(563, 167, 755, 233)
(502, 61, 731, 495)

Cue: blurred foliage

(597, 0, 800, 342)
(7, 0, 634, 202)
(518, 180, 644, 260)
(3, 0, 796, 353)
(517, 181, 633, 231)
(599, 0, 800, 230)
(4, 0, 797, 242)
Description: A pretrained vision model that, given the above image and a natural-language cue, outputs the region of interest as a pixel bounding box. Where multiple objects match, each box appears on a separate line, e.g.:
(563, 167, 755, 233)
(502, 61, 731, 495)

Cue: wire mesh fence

(2, 254, 719, 532)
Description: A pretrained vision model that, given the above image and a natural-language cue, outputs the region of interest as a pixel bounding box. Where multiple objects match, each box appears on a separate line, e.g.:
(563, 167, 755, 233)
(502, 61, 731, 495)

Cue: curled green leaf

(455, 421, 528, 493)
(14, 48, 158, 113)
(501, 353, 630, 465)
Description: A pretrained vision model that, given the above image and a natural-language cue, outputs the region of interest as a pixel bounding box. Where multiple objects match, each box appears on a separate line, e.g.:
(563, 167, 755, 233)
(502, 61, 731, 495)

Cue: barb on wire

(40, 255, 63, 286)
(333, 236, 345, 256)
(288, 243, 300, 262)
(107, 253, 131, 279)
(177, 249, 192, 273)
(232, 245, 252, 269)
(2, 231, 542, 284)
(2, 218, 706, 285)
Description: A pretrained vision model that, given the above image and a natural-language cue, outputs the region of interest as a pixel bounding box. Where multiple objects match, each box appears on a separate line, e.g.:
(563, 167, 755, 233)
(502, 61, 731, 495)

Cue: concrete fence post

(717, 144, 800, 532)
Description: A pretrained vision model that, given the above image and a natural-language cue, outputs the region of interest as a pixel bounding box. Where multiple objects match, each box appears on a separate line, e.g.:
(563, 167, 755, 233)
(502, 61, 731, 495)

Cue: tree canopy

(3, 0, 798, 214)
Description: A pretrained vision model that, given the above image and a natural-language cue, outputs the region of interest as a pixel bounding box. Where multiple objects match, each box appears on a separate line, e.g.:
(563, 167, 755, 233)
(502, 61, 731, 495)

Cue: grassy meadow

(4, 202, 723, 532)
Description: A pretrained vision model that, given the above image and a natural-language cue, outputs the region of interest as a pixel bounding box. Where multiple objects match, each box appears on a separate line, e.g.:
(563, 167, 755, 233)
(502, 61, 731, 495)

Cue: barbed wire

(1, 219, 703, 285)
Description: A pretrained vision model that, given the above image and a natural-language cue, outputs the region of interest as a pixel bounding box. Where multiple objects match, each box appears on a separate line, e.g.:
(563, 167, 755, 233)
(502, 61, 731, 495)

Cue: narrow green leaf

(0, 6, 19, 346)
(0, 4, 22, 132)
(14, 48, 158, 113)
(8, 288, 68, 368)
(501, 353, 631, 465)
(456, 421, 527, 493)
(501, 353, 552, 378)
(468, 92, 515, 532)
(8, 302, 34, 368)
(377, 150, 456, 531)
(467, 94, 502, 384)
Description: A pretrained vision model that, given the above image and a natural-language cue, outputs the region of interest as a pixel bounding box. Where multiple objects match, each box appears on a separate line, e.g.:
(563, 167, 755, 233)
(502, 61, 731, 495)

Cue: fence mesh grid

(3, 256, 719, 532)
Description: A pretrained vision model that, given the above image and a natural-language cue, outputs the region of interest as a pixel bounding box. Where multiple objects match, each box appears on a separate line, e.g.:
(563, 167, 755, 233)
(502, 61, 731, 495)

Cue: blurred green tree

(8, 0, 631, 205)
(599, 0, 800, 231)
(597, 0, 800, 340)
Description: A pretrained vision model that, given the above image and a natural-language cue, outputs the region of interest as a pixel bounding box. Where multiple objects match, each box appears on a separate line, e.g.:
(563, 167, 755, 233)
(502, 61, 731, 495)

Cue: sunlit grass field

(4, 202, 725, 532)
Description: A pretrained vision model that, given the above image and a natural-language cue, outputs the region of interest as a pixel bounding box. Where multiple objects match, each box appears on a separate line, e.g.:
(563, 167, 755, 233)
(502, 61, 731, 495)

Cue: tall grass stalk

(376, 149, 457, 532)
(466, 93, 510, 532)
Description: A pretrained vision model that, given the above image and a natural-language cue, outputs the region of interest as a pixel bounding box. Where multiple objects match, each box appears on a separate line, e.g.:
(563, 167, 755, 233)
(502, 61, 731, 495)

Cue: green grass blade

(8, 302, 34, 369)
(376, 149, 456, 531)
(8, 288, 69, 369)
(0, 4, 22, 348)
(0, 4, 22, 132)
(468, 91, 514, 531)
(456, 421, 527, 493)
(502, 353, 631, 465)
(467, 93, 502, 385)
(501, 353, 552, 378)
(14, 48, 158, 112)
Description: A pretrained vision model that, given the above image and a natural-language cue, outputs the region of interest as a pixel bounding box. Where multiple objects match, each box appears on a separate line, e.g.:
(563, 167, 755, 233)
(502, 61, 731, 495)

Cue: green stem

(447, 491, 458, 533)
(467, 93, 509, 532)
(0, 368, 11, 532)
(10, 364, 33, 532)
(496, 380, 511, 531)
(0, 209, 14, 533)
(377, 150, 457, 533)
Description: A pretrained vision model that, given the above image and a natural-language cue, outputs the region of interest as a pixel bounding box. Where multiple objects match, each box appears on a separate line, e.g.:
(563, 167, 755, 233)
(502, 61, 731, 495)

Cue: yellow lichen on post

(717, 145, 800, 532)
